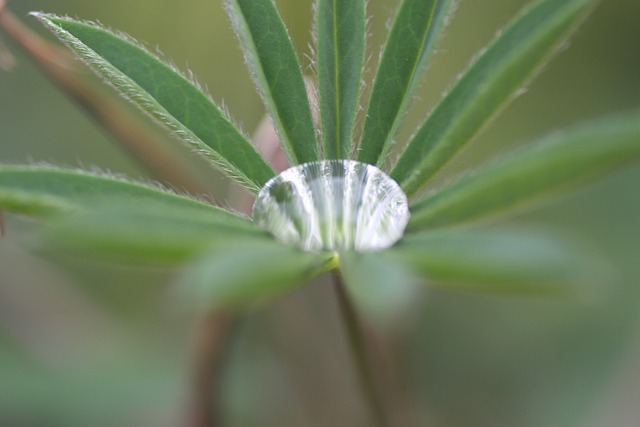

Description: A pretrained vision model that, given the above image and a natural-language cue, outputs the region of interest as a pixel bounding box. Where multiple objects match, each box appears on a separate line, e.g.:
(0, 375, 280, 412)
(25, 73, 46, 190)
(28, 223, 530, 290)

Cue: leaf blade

(409, 113, 640, 231)
(339, 251, 420, 329)
(391, 0, 596, 195)
(34, 14, 274, 191)
(358, 0, 453, 166)
(0, 166, 252, 228)
(316, 0, 365, 159)
(388, 229, 604, 295)
(182, 241, 336, 309)
(40, 205, 269, 264)
(225, 0, 318, 165)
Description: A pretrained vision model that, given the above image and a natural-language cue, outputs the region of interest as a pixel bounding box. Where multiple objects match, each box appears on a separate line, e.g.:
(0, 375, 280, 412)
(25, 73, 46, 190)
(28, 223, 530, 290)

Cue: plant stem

(331, 269, 389, 427)
(187, 310, 231, 427)
(0, 3, 209, 196)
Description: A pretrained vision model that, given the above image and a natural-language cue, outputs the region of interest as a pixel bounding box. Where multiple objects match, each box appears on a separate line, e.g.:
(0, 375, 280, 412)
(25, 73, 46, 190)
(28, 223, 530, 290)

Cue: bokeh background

(1, 0, 640, 426)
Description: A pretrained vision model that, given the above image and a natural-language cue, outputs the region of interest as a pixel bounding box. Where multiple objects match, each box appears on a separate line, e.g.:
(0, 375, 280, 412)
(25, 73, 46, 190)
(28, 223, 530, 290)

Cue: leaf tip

(28, 11, 55, 24)
(27, 11, 45, 19)
(29, 11, 69, 33)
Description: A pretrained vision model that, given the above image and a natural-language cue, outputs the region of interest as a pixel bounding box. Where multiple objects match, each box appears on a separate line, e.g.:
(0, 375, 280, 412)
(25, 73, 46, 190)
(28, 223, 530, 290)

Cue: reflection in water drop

(252, 160, 409, 252)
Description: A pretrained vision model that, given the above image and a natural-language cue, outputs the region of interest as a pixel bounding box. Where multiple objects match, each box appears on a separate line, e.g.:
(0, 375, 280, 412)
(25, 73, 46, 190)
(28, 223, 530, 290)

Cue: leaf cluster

(1, 0, 639, 316)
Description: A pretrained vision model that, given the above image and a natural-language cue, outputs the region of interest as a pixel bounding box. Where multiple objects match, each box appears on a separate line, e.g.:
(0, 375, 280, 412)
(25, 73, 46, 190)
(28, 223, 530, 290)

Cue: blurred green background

(1, 0, 640, 426)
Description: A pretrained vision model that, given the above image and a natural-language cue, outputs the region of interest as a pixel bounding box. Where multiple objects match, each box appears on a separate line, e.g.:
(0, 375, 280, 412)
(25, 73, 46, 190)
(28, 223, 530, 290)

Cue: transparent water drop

(252, 160, 410, 252)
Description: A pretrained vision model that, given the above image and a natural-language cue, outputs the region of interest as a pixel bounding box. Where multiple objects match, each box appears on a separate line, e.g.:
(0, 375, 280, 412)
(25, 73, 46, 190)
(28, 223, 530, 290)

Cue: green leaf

(225, 0, 318, 165)
(391, 0, 596, 195)
(40, 205, 268, 264)
(33, 14, 274, 191)
(339, 252, 420, 329)
(316, 0, 365, 159)
(181, 241, 337, 309)
(387, 229, 603, 294)
(0, 166, 251, 226)
(409, 113, 640, 231)
(358, 0, 453, 166)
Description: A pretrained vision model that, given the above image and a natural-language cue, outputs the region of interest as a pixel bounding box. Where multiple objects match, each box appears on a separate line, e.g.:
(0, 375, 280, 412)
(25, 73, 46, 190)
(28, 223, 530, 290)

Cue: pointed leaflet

(392, 0, 596, 196)
(182, 241, 336, 309)
(340, 252, 420, 329)
(0, 166, 256, 231)
(225, 0, 318, 165)
(41, 205, 269, 264)
(357, 0, 452, 166)
(34, 14, 274, 191)
(387, 230, 603, 295)
(409, 113, 640, 231)
(316, 0, 365, 159)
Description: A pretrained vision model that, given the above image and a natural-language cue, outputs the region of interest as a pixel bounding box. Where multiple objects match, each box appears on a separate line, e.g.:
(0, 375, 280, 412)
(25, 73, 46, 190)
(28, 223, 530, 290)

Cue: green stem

(331, 269, 389, 427)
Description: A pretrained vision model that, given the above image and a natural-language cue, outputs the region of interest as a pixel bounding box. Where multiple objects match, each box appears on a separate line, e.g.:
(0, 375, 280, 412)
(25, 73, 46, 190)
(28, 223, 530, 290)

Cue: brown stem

(231, 76, 318, 215)
(0, 33, 16, 70)
(331, 270, 389, 427)
(0, 3, 208, 195)
(186, 311, 232, 427)
(0, 210, 6, 237)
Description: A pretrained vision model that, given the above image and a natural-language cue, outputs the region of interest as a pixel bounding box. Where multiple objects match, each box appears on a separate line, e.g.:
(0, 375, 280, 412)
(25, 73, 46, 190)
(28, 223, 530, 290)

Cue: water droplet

(252, 160, 410, 252)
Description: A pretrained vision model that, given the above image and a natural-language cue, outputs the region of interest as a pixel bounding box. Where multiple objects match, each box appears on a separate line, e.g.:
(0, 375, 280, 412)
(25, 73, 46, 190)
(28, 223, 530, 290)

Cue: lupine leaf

(40, 205, 268, 263)
(339, 252, 420, 328)
(225, 0, 318, 165)
(358, 0, 452, 166)
(391, 0, 596, 195)
(316, 0, 365, 159)
(387, 229, 603, 294)
(33, 14, 274, 191)
(409, 113, 640, 231)
(0, 166, 252, 227)
(181, 241, 337, 309)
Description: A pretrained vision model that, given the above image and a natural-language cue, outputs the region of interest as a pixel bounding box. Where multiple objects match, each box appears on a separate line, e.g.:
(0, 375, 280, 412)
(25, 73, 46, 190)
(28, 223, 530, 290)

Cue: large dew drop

(252, 160, 410, 252)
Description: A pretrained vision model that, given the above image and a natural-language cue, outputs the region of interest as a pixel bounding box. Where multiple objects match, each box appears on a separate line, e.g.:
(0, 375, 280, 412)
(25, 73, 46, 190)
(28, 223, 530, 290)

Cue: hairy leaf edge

(32, 12, 272, 192)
